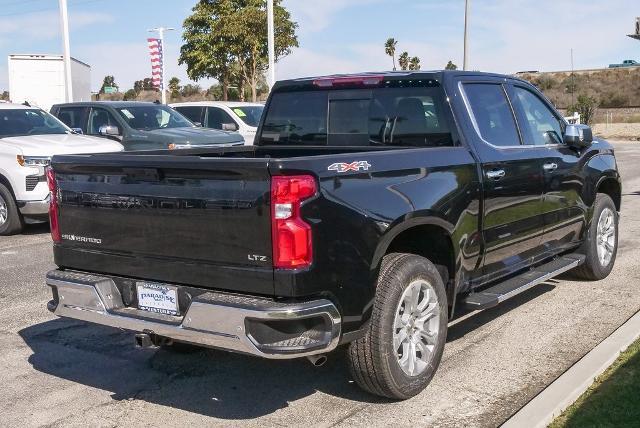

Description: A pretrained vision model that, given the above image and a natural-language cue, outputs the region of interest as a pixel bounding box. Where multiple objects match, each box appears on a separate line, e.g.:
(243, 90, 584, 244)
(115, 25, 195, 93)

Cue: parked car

(171, 101, 264, 145)
(608, 59, 639, 68)
(50, 101, 245, 151)
(0, 103, 123, 235)
(44, 71, 621, 399)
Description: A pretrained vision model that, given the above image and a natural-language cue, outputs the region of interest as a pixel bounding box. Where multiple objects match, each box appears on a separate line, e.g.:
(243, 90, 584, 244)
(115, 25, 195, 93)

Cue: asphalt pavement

(1, 141, 639, 427)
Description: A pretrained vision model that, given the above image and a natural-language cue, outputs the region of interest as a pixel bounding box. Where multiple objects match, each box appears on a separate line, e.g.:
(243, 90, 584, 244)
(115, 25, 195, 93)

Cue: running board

(462, 254, 585, 310)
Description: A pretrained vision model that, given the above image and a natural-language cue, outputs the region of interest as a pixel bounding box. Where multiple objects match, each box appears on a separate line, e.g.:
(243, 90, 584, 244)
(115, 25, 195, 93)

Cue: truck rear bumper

(46, 270, 341, 359)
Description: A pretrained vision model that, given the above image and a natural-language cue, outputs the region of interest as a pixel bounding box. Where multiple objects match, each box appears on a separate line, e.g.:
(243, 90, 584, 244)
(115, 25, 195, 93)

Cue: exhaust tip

(307, 354, 327, 367)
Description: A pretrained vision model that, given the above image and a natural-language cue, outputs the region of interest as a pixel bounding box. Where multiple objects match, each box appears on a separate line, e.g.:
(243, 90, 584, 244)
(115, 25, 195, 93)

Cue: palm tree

(409, 56, 421, 71)
(398, 52, 409, 71)
(385, 38, 398, 71)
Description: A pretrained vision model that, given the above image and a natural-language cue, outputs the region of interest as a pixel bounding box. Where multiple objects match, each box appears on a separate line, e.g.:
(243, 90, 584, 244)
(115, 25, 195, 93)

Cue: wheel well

(386, 224, 454, 289)
(0, 173, 15, 197)
(598, 178, 621, 211)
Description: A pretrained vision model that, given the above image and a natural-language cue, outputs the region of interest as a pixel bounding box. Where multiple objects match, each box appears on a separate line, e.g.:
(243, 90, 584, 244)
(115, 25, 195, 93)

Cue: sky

(0, 0, 638, 92)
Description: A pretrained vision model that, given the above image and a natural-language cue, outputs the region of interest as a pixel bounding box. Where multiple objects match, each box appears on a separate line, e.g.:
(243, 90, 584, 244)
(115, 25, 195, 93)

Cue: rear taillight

(271, 175, 317, 269)
(46, 168, 61, 243)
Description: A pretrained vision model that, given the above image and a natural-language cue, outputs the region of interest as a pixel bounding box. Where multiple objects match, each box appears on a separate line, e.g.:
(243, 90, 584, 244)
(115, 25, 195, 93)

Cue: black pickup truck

(44, 71, 621, 399)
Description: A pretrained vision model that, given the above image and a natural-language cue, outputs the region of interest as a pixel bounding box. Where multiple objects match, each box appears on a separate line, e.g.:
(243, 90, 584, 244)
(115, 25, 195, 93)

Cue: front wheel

(573, 193, 618, 280)
(0, 183, 23, 236)
(347, 253, 448, 399)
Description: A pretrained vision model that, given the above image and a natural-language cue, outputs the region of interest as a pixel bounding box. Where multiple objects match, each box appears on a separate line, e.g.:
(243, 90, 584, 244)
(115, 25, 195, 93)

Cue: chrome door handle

(486, 169, 506, 180)
(543, 162, 558, 172)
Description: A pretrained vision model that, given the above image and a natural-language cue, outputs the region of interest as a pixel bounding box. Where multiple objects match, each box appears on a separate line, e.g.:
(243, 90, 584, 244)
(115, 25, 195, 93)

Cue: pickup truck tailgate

(51, 155, 274, 295)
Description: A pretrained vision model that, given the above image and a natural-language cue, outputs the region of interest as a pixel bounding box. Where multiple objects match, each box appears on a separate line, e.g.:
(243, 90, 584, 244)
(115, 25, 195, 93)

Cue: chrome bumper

(18, 196, 49, 216)
(46, 270, 341, 359)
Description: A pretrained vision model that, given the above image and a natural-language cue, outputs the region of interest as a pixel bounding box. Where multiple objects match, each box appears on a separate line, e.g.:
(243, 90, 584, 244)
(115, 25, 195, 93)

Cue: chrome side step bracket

(462, 254, 585, 310)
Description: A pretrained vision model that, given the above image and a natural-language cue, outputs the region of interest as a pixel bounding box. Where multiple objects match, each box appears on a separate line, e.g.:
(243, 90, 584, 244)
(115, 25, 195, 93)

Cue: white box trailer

(8, 54, 91, 112)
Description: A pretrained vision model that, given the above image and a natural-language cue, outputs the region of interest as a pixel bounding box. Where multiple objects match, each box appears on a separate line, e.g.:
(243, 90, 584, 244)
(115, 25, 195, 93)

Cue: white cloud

(283, 0, 385, 33)
(74, 41, 214, 92)
(0, 11, 113, 45)
(462, 0, 637, 73)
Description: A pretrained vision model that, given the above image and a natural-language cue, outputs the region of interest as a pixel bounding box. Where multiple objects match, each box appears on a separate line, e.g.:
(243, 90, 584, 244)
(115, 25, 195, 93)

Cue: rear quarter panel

(271, 147, 481, 332)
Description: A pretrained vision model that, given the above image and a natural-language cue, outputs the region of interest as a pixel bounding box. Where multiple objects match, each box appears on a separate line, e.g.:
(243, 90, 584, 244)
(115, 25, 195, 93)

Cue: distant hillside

(517, 67, 640, 109)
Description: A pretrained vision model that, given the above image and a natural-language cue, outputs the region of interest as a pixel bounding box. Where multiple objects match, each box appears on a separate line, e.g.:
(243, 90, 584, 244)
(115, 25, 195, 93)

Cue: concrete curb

(502, 309, 640, 428)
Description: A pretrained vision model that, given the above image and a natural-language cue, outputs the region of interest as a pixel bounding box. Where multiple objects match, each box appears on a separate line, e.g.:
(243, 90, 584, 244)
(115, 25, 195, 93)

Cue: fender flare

(371, 213, 456, 274)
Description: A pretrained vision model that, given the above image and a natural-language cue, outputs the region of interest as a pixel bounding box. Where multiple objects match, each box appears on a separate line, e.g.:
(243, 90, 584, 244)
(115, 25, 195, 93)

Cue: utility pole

(628, 17, 640, 40)
(148, 27, 174, 104)
(267, 0, 275, 90)
(570, 48, 575, 106)
(463, 0, 470, 71)
(59, 0, 73, 102)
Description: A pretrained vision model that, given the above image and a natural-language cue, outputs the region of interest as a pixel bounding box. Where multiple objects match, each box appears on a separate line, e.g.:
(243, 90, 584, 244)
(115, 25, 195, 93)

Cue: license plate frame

(136, 281, 180, 316)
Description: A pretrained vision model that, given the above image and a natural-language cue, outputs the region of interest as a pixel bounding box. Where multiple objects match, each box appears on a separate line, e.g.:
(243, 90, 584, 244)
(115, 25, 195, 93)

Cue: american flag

(147, 38, 163, 89)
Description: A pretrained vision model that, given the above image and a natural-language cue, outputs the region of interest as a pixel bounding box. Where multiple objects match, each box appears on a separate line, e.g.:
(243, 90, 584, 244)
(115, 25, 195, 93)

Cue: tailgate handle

(123, 168, 162, 182)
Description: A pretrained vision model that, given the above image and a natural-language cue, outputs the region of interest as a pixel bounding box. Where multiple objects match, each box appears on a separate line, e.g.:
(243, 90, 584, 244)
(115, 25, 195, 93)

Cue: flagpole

(267, 0, 275, 90)
(148, 27, 174, 104)
(59, 0, 73, 102)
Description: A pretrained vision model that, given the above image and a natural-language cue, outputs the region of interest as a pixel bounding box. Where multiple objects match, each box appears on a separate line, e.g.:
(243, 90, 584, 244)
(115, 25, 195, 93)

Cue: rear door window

(463, 83, 521, 147)
(174, 106, 204, 124)
(260, 87, 453, 147)
(56, 107, 88, 131)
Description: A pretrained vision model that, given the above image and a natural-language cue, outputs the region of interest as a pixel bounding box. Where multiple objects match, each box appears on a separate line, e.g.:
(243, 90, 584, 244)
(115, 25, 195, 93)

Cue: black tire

(572, 193, 618, 280)
(0, 183, 23, 236)
(347, 253, 448, 399)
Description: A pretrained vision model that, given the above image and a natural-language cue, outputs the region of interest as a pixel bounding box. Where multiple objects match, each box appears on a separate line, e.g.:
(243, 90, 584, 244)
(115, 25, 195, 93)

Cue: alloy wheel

(596, 207, 616, 267)
(393, 279, 441, 376)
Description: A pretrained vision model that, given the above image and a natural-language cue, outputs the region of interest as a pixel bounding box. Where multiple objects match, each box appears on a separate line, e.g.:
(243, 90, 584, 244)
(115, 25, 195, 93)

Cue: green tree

(123, 89, 138, 101)
(385, 38, 398, 71)
(206, 84, 223, 100)
(408, 56, 421, 71)
(399, 52, 409, 71)
(168, 77, 181, 99)
(99, 75, 118, 94)
(142, 78, 156, 91)
(445, 60, 457, 70)
(133, 80, 143, 94)
(181, 83, 202, 98)
(0, 90, 9, 101)
(180, 0, 298, 102)
(567, 94, 598, 126)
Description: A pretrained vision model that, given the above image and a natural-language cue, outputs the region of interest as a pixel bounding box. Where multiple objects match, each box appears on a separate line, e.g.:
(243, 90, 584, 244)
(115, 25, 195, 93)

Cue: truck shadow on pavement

(18, 282, 557, 419)
(18, 318, 384, 419)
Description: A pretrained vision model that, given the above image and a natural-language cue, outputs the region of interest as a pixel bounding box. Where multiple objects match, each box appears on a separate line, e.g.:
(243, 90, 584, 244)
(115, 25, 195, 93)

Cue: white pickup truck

(0, 103, 123, 235)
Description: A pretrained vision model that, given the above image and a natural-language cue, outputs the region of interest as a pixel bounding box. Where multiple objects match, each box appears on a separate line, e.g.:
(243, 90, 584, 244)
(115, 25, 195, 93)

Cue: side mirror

(193, 121, 203, 127)
(70, 128, 83, 135)
(222, 122, 239, 132)
(563, 124, 593, 149)
(99, 125, 120, 137)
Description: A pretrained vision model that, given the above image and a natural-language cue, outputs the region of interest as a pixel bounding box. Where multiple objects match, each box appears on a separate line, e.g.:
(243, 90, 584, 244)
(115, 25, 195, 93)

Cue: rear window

(259, 86, 454, 147)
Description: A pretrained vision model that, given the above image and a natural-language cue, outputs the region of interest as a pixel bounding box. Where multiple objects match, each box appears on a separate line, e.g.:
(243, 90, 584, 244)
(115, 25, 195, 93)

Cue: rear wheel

(0, 183, 23, 236)
(347, 253, 448, 399)
(573, 193, 618, 280)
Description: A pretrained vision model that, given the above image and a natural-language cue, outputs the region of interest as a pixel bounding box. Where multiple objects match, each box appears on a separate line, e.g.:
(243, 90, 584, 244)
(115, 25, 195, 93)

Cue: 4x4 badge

(328, 161, 372, 173)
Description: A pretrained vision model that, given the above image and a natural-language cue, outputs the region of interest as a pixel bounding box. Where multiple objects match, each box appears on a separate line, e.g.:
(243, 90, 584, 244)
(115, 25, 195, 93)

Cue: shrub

(599, 92, 629, 108)
(567, 95, 598, 126)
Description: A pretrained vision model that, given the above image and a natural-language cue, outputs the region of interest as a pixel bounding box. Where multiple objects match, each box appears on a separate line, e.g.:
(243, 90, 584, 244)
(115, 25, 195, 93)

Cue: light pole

(267, 0, 275, 90)
(148, 27, 174, 104)
(628, 17, 640, 41)
(58, 0, 73, 101)
(463, 0, 470, 71)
